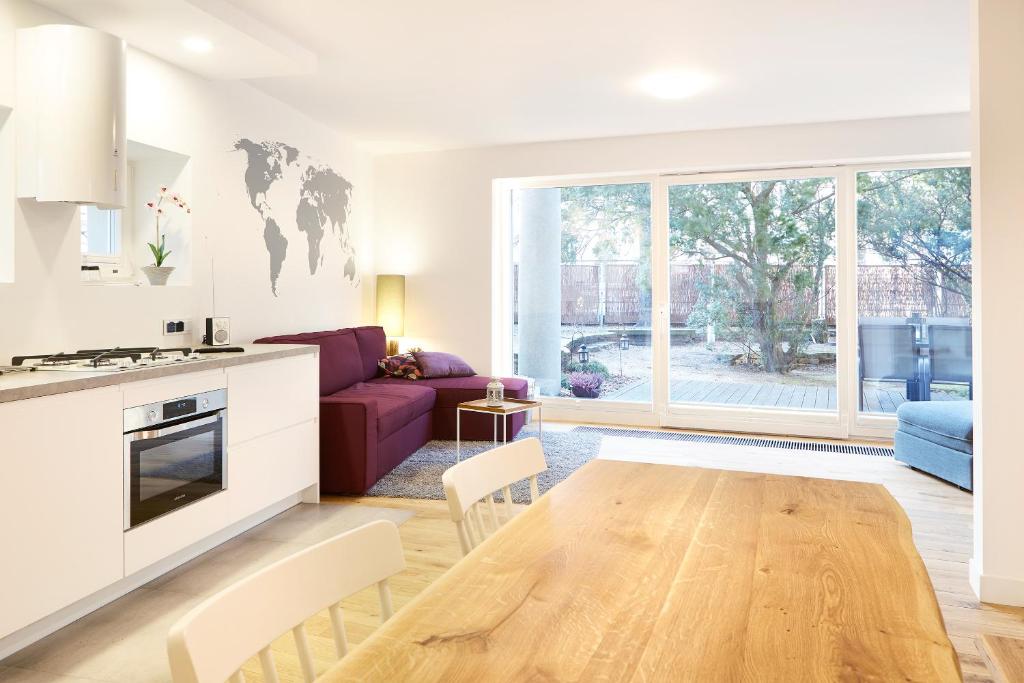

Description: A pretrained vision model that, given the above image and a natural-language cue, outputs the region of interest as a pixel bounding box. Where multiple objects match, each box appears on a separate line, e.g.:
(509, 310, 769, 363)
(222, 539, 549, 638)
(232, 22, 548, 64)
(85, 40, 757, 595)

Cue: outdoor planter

(567, 371, 603, 398)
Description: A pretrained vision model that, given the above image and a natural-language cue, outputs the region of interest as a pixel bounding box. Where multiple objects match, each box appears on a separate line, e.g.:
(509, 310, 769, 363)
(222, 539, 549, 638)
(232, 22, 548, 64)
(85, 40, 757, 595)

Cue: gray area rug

(365, 431, 604, 503)
(365, 426, 888, 503)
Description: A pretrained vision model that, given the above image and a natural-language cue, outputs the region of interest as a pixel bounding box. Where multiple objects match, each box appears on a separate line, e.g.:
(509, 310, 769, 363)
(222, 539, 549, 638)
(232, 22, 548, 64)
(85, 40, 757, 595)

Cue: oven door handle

(127, 413, 222, 440)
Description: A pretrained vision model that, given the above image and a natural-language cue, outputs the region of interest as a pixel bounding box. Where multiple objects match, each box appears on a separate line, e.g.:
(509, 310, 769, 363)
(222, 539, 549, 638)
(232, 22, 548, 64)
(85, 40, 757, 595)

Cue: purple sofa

(255, 326, 528, 494)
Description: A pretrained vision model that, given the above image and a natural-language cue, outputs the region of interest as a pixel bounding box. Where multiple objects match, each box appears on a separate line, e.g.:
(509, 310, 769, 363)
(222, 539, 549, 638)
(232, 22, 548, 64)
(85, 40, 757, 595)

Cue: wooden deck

(606, 379, 914, 413)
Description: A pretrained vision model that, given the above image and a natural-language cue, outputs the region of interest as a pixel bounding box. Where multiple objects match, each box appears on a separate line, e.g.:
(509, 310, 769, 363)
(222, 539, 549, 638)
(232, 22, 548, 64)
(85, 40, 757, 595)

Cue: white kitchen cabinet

(0, 347, 320, 655)
(226, 353, 318, 446)
(228, 420, 317, 523)
(0, 387, 124, 639)
(123, 491, 229, 576)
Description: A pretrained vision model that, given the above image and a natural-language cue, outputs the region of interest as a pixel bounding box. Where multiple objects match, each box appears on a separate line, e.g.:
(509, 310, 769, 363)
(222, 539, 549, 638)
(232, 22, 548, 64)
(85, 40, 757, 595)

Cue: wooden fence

(515, 262, 970, 326)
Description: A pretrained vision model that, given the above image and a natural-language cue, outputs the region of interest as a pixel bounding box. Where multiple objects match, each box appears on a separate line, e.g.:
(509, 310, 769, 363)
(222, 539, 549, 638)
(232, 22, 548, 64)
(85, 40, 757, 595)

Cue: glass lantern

(578, 344, 589, 363)
(486, 377, 505, 406)
(619, 334, 629, 350)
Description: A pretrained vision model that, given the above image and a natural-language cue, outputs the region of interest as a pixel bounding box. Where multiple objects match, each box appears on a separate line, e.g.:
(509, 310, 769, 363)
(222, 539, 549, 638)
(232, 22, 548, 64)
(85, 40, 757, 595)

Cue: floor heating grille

(571, 426, 894, 457)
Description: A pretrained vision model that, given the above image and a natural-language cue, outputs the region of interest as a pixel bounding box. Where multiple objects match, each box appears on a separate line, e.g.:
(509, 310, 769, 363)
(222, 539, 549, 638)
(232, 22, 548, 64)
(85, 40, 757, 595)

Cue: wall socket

(162, 319, 192, 336)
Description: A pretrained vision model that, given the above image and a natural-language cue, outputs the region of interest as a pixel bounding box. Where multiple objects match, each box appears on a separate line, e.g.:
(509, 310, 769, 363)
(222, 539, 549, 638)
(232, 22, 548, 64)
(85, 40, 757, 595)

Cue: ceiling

(33, 0, 316, 79)
(35, 0, 971, 153)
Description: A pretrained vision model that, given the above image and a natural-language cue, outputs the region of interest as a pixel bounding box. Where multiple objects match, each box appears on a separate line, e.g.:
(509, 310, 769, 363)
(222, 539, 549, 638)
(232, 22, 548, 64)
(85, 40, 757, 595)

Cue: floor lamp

(376, 274, 405, 356)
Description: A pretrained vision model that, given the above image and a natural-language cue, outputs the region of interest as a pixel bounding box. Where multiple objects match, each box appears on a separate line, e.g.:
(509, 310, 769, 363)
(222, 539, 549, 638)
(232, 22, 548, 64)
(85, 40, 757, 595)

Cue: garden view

(512, 167, 972, 414)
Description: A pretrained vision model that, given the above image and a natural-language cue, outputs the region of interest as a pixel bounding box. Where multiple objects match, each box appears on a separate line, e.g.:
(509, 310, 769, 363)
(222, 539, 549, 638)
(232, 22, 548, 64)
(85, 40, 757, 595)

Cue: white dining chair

(442, 436, 548, 556)
(166, 519, 406, 683)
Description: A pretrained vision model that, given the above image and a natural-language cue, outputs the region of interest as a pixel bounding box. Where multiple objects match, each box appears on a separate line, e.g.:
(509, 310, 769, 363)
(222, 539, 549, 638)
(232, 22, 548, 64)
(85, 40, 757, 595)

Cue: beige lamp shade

(376, 274, 406, 338)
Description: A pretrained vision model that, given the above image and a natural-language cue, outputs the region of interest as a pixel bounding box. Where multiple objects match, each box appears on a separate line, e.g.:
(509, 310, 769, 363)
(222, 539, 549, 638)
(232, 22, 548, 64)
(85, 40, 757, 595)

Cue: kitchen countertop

(0, 344, 317, 404)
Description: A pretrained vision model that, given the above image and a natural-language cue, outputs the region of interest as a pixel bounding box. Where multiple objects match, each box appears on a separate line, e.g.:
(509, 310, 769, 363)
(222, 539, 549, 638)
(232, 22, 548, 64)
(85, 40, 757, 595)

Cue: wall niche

(80, 140, 192, 287)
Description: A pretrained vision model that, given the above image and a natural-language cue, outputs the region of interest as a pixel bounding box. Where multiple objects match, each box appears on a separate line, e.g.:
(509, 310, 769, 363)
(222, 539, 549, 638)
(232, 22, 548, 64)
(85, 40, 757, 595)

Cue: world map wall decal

(234, 138, 357, 295)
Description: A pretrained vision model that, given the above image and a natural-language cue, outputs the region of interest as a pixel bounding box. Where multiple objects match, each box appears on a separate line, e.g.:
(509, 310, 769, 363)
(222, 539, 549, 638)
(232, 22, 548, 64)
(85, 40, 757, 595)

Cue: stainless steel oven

(123, 389, 227, 530)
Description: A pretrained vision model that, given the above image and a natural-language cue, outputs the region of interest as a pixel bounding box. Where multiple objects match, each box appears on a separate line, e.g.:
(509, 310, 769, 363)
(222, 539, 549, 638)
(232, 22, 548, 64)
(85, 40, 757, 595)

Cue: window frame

(659, 166, 845, 438)
(494, 155, 971, 439)
(80, 204, 122, 265)
(495, 173, 662, 421)
(845, 159, 972, 436)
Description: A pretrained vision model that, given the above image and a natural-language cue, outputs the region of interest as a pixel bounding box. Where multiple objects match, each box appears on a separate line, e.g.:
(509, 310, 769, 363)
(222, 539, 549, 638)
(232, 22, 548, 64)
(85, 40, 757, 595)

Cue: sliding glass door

(665, 173, 838, 418)
(511, 181, 653, 405)
(501, 161, 970, 438)
(855, 166, 972, 418)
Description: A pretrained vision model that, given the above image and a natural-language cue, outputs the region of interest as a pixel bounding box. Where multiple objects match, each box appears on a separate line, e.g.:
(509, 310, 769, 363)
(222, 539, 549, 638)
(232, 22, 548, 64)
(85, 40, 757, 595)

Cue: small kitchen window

(80, 163, 135, 283)
(80, 205, 122, 260)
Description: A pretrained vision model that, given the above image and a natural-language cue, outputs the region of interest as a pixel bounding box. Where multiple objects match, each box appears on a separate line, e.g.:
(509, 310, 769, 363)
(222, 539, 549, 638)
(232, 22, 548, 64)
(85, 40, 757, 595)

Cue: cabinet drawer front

(227, 353, 318, 446)
(228, 420, 317, 523)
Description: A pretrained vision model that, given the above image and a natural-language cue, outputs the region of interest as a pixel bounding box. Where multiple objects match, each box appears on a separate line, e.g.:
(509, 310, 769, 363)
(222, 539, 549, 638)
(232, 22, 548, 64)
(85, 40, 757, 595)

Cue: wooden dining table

(319, 459, 961, 682)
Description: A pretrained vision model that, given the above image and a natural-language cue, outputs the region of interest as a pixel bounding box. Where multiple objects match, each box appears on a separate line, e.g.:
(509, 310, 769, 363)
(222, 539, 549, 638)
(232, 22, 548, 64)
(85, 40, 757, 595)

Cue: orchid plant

(145, 187, 190, 267)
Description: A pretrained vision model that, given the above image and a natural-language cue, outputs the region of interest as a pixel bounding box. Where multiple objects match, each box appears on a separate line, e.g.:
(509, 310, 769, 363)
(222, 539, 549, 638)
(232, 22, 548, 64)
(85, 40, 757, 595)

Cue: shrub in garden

(564, 360, 610, 379)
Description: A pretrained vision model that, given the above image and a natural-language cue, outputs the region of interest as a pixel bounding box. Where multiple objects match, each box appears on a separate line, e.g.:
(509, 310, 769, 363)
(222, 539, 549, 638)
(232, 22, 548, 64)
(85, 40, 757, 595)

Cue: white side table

(455, 398, 543, 462)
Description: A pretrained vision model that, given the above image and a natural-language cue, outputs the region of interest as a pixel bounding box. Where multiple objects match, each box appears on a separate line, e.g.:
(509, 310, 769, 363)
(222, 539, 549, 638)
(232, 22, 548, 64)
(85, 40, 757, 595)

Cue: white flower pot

(142, 265, 174, 286)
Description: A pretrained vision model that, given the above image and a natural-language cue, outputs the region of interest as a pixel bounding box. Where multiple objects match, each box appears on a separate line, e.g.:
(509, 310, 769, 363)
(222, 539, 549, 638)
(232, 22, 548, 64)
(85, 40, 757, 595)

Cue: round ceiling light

(636, 70, 712, 100)
(182, 36, 213, 54)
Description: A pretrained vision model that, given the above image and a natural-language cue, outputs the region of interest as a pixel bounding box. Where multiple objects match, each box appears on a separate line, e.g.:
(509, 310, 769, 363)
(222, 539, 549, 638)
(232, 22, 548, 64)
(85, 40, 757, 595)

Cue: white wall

(0, 0, 373, 362)
(970, 0, 1024, 606)
(373, 113, 970, 374)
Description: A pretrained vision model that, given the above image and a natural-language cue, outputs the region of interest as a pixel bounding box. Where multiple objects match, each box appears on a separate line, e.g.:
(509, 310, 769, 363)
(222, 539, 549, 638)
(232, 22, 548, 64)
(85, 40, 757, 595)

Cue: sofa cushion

(255, 329, 361, 396)
(413, 351, 476, 378)
(330, 381, 436, 439)
(372, 375, 528, 407)
(896, 400, 973, 454)
(352, 326, 387, 381)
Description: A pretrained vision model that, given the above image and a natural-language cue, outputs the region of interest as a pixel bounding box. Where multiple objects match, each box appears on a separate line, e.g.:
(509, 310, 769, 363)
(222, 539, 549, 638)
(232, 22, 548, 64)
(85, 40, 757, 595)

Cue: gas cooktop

(11, 347, 203, 372)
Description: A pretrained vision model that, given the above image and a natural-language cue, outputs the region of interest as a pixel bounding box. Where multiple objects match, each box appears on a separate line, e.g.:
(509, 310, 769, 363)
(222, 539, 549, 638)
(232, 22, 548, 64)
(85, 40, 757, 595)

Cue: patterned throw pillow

(378, 353, 423, 380)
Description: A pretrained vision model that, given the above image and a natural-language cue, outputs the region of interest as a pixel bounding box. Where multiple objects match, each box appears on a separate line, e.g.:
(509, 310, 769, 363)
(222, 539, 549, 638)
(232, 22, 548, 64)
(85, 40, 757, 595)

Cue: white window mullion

(835, 167, 858, 438)
(651, 177, 670, 422)
(492, 179, 516, 376)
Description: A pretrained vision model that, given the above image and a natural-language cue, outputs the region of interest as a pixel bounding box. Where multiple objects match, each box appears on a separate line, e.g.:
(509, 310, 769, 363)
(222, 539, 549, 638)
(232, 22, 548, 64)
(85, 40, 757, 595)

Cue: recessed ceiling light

(637, 70, 712, 100)
(182, 36, 213, 54)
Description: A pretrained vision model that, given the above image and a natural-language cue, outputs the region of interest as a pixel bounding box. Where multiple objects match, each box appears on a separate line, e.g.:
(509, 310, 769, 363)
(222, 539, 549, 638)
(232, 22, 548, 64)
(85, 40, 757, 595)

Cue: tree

(857, 168, 971, 310)
(669, 179, 835, 373)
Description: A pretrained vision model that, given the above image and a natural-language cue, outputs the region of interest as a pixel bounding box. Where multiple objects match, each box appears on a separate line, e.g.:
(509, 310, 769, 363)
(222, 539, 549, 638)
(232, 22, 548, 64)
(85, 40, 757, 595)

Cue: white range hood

(16, 25, 127, 209)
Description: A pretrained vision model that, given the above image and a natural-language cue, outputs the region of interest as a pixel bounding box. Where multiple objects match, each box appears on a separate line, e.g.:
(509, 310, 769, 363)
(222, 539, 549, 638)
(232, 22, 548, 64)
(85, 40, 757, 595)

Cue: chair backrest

(858, 323, 918, 381)
(167, 519, 405, 683)
(929, 324, 973, 383)
(442, 437, 547, 556)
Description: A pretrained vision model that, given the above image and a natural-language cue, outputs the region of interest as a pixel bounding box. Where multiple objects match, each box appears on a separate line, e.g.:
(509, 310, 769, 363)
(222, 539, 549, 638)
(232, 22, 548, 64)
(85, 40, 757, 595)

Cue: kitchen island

(0, 343, 320, 659)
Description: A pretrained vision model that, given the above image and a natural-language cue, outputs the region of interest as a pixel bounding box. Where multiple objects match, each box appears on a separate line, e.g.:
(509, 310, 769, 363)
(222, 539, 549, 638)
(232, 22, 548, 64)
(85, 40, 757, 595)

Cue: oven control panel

(163, 397, 197, 420)
(124, 388, 227, 432)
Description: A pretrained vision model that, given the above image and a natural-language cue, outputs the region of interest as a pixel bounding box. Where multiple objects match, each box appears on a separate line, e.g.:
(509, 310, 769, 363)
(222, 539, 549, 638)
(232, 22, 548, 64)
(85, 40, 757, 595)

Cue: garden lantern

(619, 334, 629, 351)
(578, 344, 589, 363)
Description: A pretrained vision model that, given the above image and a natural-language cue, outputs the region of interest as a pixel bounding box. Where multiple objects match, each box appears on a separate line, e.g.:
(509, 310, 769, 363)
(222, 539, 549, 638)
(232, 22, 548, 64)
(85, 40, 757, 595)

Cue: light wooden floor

(3, 426, 1020, 682)
(314, 431, 1024, 683)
